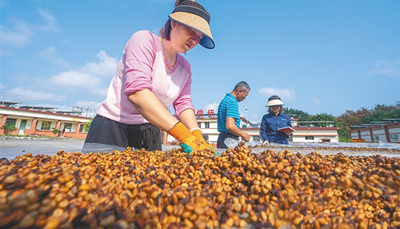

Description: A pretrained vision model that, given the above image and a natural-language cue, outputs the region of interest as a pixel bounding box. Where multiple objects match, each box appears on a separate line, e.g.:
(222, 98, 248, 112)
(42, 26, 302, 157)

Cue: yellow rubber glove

(191, 129, 215, 149)
(191, 129, 220, 157)
(168, 122, 210, 154)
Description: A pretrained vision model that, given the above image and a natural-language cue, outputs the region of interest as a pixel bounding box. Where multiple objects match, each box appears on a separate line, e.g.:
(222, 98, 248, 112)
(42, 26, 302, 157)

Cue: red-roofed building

(0, 105, 91, 139)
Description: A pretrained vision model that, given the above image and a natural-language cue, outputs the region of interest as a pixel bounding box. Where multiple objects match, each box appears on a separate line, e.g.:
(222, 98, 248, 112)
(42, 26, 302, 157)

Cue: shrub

(52, 128, 60, 136)
(0, 125, 17, 135)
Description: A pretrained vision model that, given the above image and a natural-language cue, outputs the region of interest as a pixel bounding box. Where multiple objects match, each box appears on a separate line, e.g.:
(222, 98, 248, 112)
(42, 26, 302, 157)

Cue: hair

(268, 105, 284, 113)
(159, 0, 208, 40)
(233, 81, 250, 92)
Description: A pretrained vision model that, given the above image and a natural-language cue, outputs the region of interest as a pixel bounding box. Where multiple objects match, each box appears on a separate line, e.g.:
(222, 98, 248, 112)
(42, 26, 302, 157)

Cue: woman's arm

(129, 89, 211, 153)
(178, 109, 198, 131)
(128, 89, 178, 131)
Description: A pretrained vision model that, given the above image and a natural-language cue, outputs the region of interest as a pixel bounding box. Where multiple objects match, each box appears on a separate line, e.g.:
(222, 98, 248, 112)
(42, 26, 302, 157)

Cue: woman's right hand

(192, 129, 217, 152)
(262, 140, 269, 146)
(168, 122, 210, 154)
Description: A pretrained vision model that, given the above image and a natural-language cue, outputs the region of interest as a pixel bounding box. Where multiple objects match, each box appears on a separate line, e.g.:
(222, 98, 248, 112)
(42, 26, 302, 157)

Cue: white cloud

(49, 70, 100, 87)
(36, 8, 59, 32)
(0, 84, 6, 90)
(203, 103, 218, 112)
(38, 46, 56, 58)
(312, 96, 321, 105)
(38, 46, 70, 67)
(368, 59, 399, 78)
(259, 87, 296, 101)
(82, 51, 118, 77)
(1, 8, 59, 48)
(0, 19, 33, 47)
(6, 87, 65, 103)
(47, 51, 118, 97)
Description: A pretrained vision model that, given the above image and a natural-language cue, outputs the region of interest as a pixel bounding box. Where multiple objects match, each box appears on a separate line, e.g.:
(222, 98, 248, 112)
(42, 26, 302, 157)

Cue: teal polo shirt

(217, 93, 240, 133)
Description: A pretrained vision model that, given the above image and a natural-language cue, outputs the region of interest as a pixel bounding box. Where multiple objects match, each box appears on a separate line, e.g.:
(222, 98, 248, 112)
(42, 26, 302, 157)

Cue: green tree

(361, 103, 400, 123)
(336, 108, 369, 127)
(389, 108, 400, 118)
(335, 121, 350, 142)
(309, 113, 335, 127)
(335, 102, 400, 142)
(84, 119, 93, 132)
(284, 108, 310, 120)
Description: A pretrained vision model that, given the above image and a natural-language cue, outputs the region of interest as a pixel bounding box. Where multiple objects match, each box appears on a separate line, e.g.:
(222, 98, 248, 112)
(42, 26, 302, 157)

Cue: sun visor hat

(169, 5, 215, 49)
(266, 95, 284, 107)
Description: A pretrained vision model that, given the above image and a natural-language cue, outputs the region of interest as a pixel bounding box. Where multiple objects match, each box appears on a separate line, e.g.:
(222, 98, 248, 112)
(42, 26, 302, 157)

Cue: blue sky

(1, 0, 399, 123)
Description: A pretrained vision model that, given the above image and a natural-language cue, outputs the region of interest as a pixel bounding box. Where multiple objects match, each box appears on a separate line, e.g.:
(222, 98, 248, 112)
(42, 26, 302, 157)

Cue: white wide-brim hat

(169, 5, 215, 49)
(266, 95, 284, 107)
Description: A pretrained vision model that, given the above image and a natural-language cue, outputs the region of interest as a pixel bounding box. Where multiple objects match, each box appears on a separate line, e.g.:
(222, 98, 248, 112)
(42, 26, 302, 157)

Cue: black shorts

(82, 115, 162, 153)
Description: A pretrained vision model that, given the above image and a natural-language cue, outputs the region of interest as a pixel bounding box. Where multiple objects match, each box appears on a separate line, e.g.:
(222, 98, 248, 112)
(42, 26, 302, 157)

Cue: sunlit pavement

(0, 137, 179, 160)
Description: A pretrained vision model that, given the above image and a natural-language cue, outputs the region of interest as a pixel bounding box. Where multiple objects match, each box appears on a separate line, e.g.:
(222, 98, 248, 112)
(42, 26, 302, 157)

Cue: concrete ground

(1, 137, 399, 160)
(0, 137, 179, 160)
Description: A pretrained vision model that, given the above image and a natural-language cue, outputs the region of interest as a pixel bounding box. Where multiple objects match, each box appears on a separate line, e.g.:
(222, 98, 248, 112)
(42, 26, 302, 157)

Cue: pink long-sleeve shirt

(97, 30, 194, 124)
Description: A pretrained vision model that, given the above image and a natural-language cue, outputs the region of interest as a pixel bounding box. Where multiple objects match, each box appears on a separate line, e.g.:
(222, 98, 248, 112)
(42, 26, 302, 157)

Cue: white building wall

(36, 120, 43, 130)
(371, 127, 385, 142)
(360, 130, 372, 142)
(50, 122, 57, 130)
(292, 128, 339, 143)
(388, 126, 400, 143)
(351, 132, 359, 139)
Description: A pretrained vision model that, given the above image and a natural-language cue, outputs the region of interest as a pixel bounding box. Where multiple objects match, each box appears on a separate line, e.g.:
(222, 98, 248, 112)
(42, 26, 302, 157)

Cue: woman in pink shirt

(83, 0, 215, 154)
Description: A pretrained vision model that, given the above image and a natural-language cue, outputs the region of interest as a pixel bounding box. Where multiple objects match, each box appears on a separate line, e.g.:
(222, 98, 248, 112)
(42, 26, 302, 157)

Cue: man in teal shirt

(217, 81, 251, 148)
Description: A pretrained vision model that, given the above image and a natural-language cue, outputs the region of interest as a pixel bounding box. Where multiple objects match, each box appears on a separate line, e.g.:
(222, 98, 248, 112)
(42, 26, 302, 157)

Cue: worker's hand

(168, 122, 210, 154)
(262, 140, 269, 146)
(284, 130, 293, 136)
(242, 132, 250, 142)
(191, 129, 220, 157)
(191, 129, 217, 150)
(191, 128, 206, 141)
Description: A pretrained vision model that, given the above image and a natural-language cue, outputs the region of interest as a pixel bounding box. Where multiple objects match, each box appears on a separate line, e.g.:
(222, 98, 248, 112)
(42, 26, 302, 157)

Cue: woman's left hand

(284, 130, 293, 136)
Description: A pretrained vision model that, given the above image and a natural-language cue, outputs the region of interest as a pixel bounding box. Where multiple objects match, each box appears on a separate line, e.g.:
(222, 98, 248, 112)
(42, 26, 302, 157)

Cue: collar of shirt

(226, 93, 238, 102)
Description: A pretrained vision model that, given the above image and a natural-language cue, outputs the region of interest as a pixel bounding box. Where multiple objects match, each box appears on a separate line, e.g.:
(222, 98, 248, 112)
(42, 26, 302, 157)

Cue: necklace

(164, 52, 176, 70)
(161, 38, 176, 70)
(166, 59, 174, 69)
